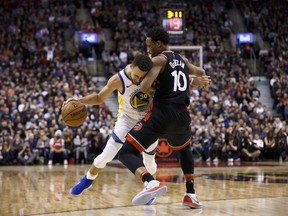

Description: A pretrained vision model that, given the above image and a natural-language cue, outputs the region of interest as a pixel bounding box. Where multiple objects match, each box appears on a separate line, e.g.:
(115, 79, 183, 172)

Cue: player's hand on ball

(62, 98, 78, 108)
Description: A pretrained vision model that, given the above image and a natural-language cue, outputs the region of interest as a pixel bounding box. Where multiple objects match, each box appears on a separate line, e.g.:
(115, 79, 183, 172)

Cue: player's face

(131, 66, 147, 85)
(146, 37, 159, 58)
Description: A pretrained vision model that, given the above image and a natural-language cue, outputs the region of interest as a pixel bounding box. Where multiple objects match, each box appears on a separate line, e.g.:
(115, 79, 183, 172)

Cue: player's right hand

(62, 98, 78, 108)
(191, 76, 211, 88)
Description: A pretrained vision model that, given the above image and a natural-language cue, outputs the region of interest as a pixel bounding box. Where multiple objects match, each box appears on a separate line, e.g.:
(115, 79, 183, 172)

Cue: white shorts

(113, 114, 142, 143)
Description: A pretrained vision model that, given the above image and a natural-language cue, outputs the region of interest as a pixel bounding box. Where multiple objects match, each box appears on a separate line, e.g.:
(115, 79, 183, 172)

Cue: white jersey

(116, 68, 152, 122)
(111, 68, 152, 143)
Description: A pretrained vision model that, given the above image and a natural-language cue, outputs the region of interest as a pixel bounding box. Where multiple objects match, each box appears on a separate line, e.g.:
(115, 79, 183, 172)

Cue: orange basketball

(61, 99, 87, 127)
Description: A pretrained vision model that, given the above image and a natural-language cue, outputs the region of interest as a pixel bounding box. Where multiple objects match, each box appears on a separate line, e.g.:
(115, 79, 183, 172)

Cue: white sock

(86, 170, 98, 180)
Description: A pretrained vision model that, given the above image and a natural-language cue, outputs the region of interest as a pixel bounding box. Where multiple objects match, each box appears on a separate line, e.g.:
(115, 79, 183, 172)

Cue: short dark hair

(146, 27, 170, 45)
(132, 54, 153, 72)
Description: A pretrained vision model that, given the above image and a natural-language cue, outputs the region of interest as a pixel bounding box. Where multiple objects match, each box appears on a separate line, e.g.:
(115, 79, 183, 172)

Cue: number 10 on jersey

(172, 70, 187, 91)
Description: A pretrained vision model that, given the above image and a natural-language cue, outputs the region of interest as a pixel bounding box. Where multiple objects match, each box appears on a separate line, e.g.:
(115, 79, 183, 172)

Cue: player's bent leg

(70, 138, 122, 196)
(93, 138, 122, 168)
(119, 141, 166, 205)
(142, 140, 158, 175)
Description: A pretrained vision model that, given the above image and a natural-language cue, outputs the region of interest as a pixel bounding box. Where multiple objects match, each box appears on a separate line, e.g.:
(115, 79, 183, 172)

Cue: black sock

(186, 179, 195, 193)
(142, 172, 154, 183)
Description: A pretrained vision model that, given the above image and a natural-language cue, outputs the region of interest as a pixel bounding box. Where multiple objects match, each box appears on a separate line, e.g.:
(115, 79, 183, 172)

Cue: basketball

(61, 99, 87, 127)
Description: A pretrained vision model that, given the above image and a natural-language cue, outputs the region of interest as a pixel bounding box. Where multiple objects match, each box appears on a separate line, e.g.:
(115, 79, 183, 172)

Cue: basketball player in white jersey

(69, 54, 158, 199)
(68, 53, 210, 202)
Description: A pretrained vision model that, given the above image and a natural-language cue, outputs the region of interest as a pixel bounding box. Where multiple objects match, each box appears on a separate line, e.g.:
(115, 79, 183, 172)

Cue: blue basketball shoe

(69, 176, 93, 196)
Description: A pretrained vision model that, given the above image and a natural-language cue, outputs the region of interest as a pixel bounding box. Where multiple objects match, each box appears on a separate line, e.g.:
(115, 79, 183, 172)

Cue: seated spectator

(48, 130, 68, 166)
(37, 130, 50, 164)
(63, 127, 74, 164)
(222, 127, 241, 162)
(241, 133, 262, 161)
(73, 128, 88, 164)
(26, 131, 39, 160)
(263, 128, 277, 160)
(277, 127, 288, 161)
(191, 130, 204, 162)
(17, 141, 36, 165)
(87, 127, 105, 161)
(201, 130, 213, 162)
(10, 132, 25, 164)
(0, 131, 14, 165)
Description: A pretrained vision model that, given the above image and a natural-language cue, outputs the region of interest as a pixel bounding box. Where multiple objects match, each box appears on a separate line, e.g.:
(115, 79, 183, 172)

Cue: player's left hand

(191, 76, 211, 88)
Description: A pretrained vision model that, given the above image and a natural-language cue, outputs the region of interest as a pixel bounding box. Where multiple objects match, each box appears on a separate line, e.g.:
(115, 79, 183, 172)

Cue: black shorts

(125, 102, 192, 152)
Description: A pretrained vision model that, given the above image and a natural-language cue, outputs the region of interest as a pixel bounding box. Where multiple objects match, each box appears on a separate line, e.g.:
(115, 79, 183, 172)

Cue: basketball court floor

(0, 160, 287, 216)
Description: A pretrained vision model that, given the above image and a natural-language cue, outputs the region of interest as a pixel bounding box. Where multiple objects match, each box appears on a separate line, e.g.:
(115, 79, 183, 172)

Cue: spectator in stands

(26, 131, 39, 160)
(279, 126, 288, 161)
(17, 141, 36, 165)
(191, 130, 204, 162)
(63, 127, 75, 164)
(87, 127, 105, 160)
(73, 128, 89, 164)
(222, 126, 241, 161)
(11, 132, 25, 164)
(37, 130, 50, 164)
(263, 128, 277, 160)
(48, 130, 68, 166)
(201, 130, 213, 162)
(0, 131, 14, 165)
(241, 131, 261, 161)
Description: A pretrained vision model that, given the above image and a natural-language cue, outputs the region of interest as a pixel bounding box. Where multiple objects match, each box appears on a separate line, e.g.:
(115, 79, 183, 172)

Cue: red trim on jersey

(159, 53, 167, 59)
(167, 138, 191, 151)
(125, 134, 145, 152)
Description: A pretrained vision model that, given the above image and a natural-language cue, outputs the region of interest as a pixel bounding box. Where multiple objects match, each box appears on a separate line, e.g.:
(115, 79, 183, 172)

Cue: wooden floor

(0, 160, 288, 216)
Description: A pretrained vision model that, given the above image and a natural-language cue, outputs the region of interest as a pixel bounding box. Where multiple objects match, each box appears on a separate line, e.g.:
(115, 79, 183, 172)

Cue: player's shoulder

(109, 72, 121, 82)
(153, 54, 168, 66)
(107, 73, 122, 90)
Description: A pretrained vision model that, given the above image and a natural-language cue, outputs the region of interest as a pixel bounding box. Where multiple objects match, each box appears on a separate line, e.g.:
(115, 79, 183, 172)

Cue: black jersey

(153, 51, 189, 105)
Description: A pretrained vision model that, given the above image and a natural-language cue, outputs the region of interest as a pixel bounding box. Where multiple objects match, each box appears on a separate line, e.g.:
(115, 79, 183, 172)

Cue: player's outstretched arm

(65, 74, 121, 106)
(182, 56, 206, 77)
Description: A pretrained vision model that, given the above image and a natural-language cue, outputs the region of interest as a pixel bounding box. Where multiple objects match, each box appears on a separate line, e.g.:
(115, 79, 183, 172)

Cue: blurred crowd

(235, 0, 288, 120)
(0, 0, 288, 166)
(0, 0, 114, 165)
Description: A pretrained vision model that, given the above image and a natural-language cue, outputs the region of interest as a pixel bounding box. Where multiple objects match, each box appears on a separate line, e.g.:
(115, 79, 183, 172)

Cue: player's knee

(93, 154, 108, 168)
(93, 150, 116, 168)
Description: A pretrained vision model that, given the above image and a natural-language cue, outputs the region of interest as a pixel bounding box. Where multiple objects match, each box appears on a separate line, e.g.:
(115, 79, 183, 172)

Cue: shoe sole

(146, 197, 156, 205)
(69, 185, 92, 196)
(132, 185, 167, 205)
(183, 202, 203, 209)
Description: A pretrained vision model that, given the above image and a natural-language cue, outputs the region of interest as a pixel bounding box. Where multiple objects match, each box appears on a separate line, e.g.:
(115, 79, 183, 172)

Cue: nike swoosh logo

(126, 84, 132, 88)
(192, 197, 199, 203)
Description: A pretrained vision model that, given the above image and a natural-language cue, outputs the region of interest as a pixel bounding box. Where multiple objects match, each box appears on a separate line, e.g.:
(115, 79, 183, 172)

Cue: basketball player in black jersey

(119, 27, 211, 208)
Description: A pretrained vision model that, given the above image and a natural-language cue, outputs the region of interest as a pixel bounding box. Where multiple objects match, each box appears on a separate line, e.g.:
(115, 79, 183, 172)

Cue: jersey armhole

(117, 73, 125, 95)
(158, 53, 168, 60)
